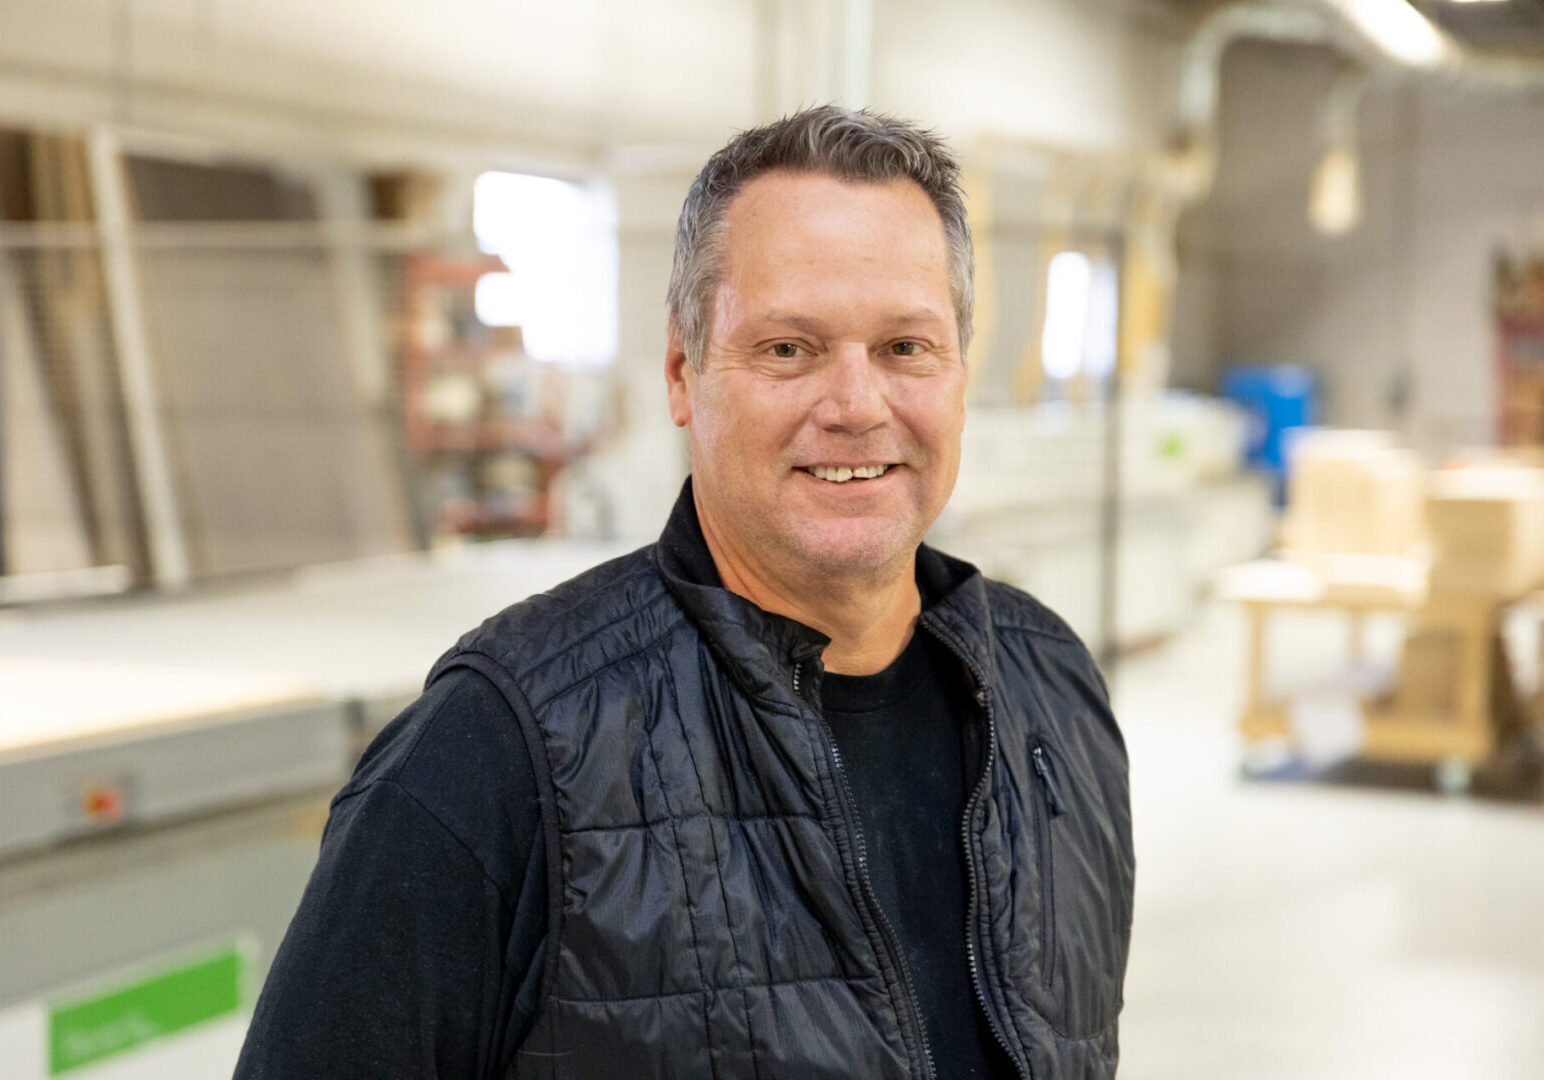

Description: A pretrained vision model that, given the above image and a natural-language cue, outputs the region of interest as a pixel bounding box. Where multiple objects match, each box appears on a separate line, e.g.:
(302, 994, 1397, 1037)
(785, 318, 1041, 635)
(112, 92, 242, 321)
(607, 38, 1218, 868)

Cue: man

(238, 106, 1133, 1079)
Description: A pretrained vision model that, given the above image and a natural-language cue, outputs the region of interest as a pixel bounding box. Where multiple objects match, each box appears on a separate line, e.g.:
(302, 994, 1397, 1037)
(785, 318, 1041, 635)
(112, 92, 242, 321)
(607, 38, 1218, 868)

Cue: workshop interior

(3, 1, 1544, 1076)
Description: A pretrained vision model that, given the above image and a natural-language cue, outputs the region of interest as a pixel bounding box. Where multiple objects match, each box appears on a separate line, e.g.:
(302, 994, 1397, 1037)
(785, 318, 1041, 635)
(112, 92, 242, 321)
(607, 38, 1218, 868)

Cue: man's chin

(784, 523, 918, 580)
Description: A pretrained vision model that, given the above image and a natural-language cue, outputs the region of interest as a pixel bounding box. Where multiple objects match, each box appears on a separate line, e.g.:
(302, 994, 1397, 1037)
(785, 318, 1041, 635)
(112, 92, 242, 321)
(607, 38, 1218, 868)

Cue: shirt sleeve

(235, 669, 547, 1079)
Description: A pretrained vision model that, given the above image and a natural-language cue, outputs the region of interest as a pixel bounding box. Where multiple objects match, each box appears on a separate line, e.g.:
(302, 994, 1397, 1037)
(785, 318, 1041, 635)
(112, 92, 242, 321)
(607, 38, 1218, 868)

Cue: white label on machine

(0, 1001, 48, 1077)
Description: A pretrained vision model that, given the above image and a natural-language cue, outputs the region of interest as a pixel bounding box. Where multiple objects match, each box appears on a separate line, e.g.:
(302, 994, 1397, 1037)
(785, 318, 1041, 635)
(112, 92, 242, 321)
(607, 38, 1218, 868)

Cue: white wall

(0, 0, 761, 165)
(874, 0, 1181, 153)
(1403, 83, 1544, 452)
(0, 0, 1185, 165)
(1174, 40, 1544, 458)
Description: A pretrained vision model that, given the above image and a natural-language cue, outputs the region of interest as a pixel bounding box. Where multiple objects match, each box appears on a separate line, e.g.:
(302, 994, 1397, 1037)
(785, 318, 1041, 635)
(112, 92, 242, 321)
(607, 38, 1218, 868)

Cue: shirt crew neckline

(820, 630, 934, 714)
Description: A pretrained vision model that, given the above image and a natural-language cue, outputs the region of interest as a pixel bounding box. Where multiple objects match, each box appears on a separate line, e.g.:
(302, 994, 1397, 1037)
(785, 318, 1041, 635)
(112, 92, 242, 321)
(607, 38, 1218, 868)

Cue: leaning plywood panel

(126, 156, 414, 578)
(0, 252, 94, 575)
(23, 134, 148, 578)
(136, 246, 415, 576)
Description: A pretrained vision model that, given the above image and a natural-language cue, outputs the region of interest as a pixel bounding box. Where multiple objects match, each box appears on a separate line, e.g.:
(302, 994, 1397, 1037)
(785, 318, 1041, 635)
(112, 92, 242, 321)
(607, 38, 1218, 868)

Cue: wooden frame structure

(1222, 559, 1542, 789)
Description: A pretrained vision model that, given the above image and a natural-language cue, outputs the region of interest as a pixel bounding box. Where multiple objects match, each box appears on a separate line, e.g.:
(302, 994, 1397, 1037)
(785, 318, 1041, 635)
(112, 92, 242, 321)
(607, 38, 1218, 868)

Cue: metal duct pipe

(1176, 3, 1352, 151)
(1169, 0, 1544, 203)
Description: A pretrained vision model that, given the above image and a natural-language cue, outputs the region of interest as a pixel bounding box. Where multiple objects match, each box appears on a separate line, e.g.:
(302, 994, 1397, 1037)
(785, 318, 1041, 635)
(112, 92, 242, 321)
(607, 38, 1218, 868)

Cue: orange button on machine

(81, 784, 126, 824)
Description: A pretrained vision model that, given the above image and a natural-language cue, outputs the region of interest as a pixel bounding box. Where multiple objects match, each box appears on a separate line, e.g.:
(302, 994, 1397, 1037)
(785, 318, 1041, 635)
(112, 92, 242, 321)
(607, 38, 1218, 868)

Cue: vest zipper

(795, 658, 938, 1080)
(923, 625, 1033, 1080)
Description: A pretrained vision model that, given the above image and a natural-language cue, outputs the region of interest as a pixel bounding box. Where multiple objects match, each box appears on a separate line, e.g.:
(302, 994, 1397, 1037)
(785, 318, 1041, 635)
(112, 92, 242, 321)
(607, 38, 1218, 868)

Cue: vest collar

(656, 479, 829, 693)
(654, 478, 997, 691)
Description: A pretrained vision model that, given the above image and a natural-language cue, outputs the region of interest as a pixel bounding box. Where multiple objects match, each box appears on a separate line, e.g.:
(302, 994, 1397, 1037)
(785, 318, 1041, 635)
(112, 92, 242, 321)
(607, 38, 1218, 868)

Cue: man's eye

(892, 341, 922, 356)
(771, 343, 801, 358)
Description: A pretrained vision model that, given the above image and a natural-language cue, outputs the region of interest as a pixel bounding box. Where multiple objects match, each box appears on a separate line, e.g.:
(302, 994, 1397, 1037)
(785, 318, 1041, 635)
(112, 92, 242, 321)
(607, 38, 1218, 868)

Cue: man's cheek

(689, 394, 735, 452)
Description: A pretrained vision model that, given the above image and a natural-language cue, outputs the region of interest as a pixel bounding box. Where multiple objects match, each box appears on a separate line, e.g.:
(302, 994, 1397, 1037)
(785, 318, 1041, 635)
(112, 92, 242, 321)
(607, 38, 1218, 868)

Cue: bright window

(1042, 250, 1118, 383)
(473, 171, 616, 367)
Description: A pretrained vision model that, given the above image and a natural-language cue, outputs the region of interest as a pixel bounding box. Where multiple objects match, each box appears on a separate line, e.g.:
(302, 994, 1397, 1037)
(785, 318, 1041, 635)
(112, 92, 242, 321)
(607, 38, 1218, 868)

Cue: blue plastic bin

(1222, 365, 1318, 505)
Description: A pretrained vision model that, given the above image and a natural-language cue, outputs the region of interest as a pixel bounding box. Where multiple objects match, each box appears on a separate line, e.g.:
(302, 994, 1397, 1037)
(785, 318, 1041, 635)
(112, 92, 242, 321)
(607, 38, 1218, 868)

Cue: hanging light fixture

(1308, 69, 1367, 235)
(1309, 146, 1363, 235)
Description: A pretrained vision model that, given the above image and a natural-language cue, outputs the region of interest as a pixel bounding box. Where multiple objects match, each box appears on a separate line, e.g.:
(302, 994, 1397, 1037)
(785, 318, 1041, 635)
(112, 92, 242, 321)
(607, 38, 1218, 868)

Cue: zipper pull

(1032, 745, 1066, 818)
(960, 662, 988, 710)
(792, 661, 801, 695)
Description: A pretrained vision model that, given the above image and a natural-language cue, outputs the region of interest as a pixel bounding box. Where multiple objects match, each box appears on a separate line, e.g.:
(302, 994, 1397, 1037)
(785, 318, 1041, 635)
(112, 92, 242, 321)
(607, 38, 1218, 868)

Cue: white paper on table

(1289, 688, 1367, 768)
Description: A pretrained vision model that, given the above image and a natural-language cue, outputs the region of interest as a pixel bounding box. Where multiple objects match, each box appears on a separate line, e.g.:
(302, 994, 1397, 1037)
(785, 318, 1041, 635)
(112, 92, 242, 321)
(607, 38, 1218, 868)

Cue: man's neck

(695, 500, 920, 677)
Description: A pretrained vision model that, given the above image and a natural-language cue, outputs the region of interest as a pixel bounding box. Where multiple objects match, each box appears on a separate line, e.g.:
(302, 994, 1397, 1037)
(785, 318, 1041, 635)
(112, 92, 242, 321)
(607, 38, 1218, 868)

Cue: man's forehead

(717, 171, 950, 270)
(723, 169, 938, 221)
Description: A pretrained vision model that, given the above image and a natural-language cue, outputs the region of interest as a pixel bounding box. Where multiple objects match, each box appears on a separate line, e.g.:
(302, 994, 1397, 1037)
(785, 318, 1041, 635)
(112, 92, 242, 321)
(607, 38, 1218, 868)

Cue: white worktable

(0, 538, 628, 855)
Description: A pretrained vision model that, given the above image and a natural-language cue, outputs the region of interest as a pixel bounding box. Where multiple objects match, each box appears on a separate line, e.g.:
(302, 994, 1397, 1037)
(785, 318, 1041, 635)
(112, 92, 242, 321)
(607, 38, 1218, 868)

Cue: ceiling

(1414, 0, 1544, 57)
(1147, 0, 1544, 57)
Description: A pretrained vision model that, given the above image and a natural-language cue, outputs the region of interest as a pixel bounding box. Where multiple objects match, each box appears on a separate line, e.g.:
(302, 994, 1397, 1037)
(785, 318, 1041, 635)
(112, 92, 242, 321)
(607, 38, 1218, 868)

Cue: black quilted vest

(430, 487, 1134, 1078)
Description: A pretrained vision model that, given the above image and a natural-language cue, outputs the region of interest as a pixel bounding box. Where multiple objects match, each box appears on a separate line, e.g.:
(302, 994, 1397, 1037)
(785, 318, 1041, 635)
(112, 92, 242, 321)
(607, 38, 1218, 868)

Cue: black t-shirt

(822, 631, 1016, 1079)
(238, 632, 1014, 1078)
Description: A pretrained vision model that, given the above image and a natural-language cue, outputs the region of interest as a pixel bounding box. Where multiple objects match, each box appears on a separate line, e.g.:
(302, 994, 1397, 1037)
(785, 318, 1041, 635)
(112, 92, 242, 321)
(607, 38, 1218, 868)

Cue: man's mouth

(800, 464, 894, 484)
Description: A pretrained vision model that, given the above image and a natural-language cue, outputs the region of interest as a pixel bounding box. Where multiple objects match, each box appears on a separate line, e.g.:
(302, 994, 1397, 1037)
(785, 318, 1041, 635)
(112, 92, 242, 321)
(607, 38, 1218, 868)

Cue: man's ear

(665, 325, 693, 428)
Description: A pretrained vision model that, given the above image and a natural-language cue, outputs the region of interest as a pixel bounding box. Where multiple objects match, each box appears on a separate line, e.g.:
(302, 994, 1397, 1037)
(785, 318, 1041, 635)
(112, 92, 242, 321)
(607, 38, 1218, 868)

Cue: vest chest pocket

(1028, 736, 1132, 1040)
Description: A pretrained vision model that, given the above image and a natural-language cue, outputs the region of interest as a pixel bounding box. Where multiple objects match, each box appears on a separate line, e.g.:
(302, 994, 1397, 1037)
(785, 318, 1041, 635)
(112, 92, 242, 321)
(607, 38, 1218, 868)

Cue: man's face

(666, 170, 967, 582)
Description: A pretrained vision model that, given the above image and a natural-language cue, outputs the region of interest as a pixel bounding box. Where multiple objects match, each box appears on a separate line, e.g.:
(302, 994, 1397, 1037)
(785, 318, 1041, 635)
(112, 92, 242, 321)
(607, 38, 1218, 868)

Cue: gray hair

(667, 105, 974, 371)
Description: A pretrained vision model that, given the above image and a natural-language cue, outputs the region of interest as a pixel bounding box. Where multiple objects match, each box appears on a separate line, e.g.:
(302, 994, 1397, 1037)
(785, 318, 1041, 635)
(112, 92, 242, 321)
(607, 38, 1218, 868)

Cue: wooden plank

(1243, 698, 1493, 763)
(1239, 700, 1290, 741)
(1361, 710, 1493, 764)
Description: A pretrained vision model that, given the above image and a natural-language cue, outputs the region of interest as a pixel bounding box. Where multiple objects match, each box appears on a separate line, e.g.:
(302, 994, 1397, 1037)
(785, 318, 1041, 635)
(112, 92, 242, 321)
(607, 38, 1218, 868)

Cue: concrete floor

(1115, 603, 1544, 1080)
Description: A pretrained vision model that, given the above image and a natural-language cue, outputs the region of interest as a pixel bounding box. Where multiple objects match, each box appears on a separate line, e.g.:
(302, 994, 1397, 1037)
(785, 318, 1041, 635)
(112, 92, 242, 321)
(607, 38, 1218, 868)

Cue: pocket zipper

(1032, 744, 1066, 819)
(1032, 742, 1064, 989)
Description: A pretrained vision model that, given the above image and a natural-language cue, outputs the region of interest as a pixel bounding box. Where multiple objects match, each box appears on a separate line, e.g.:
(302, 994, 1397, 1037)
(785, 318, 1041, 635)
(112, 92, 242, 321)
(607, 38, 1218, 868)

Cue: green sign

(48, 947, 243, 1075)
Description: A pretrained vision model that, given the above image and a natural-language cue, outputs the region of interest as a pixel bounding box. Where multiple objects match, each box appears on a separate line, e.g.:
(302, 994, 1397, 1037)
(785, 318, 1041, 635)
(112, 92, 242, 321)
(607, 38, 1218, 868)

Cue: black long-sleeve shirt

(238, 669, 546, 1077)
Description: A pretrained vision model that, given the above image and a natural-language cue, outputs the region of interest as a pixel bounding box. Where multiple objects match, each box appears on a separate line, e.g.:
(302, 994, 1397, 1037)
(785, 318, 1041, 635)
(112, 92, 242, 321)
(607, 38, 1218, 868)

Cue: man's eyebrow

(758, 312, 827, 333)
(755, 310, 950, 332)
(880, 309, 951, 328)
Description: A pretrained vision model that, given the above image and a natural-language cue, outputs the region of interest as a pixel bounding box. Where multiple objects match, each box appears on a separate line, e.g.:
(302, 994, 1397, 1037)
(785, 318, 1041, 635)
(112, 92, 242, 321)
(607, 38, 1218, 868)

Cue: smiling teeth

(810, 465, 889, 483)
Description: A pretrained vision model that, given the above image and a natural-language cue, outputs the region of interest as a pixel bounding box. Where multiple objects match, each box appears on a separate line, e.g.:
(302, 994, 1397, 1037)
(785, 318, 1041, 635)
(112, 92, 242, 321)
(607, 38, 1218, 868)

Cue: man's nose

(815, 344, 889, 433)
